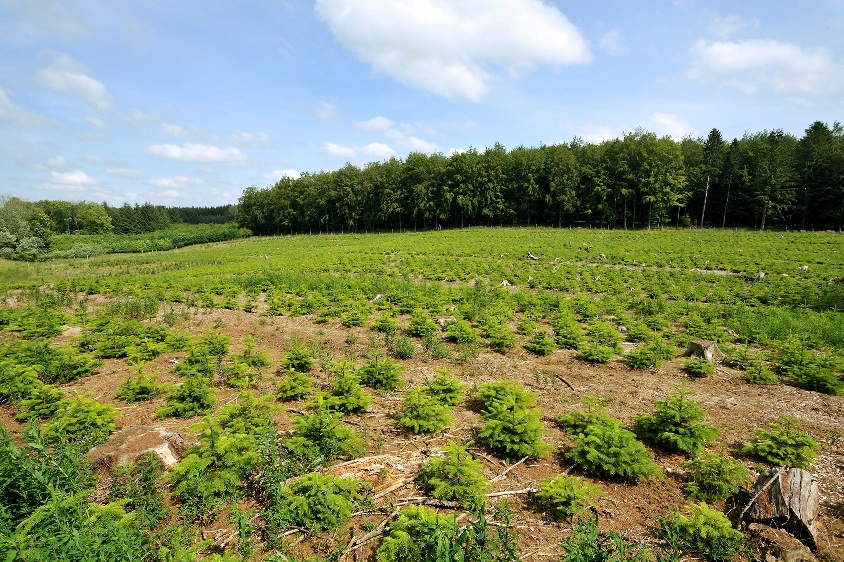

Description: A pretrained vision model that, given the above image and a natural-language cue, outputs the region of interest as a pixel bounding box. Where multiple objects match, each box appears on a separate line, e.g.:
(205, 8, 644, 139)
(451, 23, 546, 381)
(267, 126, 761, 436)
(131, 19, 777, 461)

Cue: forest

(237, 121, 844, 235)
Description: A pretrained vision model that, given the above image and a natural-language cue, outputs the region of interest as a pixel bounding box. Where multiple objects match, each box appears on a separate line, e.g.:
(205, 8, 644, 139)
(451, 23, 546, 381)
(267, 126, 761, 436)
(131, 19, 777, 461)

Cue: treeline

(0, 197, 240, 260)
(237, 121, 844, 235)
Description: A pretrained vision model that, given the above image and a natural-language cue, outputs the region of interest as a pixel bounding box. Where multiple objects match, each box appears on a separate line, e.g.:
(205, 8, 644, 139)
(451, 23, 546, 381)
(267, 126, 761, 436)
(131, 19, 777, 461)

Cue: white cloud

(123, 109, 159, 125)
(35, 51, 112, 110)
(107, 167, 144, 177)
(360, 142, 396, 158)
(706, 14, 758, 39)
(600, 29, 627, 55)
(573, 124, 618, 144)
(45, 155, 67, 168)
(43, 183, 85, 192)
(645, 112, 695, 139)
(149, 175, 204, 188)
(144, 142, 249, 165)
(356, 116, 395, 133)
(12, 0, 93, 39)
(84, 115, 107, 129)
(263, 169, 302, 181)
(157, 190, 181, 198)
(0, 87, 53, 127)
(315, 0, 592, 101)
(49, 170, 98, 189)
(322, 141, 358, 159)
(162, 123, 190, 137)
(229, 131, 272, 147)
(315, 100, 338, 120)
(688, 39, 844, 95)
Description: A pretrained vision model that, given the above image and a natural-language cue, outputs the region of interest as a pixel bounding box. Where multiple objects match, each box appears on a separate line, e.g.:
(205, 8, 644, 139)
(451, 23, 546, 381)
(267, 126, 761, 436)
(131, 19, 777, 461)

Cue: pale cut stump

(87, 425, 195, 470)
(744, 468, 819, 551)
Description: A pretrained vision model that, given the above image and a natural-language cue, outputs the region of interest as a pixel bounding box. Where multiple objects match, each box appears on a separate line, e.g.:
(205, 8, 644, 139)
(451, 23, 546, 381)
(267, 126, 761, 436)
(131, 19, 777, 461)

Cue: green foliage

(9, 341, 101, 385)
(407, 310, 438, 339)
(43, 394, 120, 445)
(476, 383, 550, 461)
(397, 387, 452, 434)
(682, 453, 752, 502)
(444, 319, 479, 345)
(777, 338, 842, 394)
(359, 355, 404, 391)
(282, 341, 315, 373)
(267, 473, 368, 533)
(0, 362, 41, 404)
(625, 339, 677, 370)
(577, 342, 615, 363)
(108, 453, 168, 529)
(276, 368, 315, 401)
(743, 416, 820, 469)
(15, 383, 65, 420)
(387, 334, 415, 359)
(524, 330, 556, 356)
(566, 422, 661, 481)
(587, 322, 622, 351)
(418, 442, 489, 509)
(658, 502, 743, 562)
(535, 475, 603, 521)
(373, 313, 400, 335)
(324, 368, 372, 414)
(115, 372, 162, 403)
(156, 375, 216, 418)
(633, 385, 721, 456)
(474, 380, 536, 414)
(559, 517, 657, 562)
(422, 367, 465, 406)
(557, 395, 620, 436)
(487, 325, 517, 353)
(212, 391, 275, 435)
(285, 406, 364, 463)
(684, 357, 716, 378)
(742, 360, 780, 385)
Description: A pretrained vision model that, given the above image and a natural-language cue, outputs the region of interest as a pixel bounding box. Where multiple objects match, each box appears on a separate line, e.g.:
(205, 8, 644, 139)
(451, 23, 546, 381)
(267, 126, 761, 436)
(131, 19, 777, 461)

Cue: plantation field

(1, 227, 842, 561)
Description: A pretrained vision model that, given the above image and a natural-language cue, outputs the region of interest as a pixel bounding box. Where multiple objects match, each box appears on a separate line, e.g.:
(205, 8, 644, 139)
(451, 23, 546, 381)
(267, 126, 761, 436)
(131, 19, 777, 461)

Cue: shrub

(237, 336, 271, 369)
(407, 310, 438, 339)
(281, 341, 314, 373)
(535, 475, 603, 521)
(560, 517, 654, 562)
(12, 341, 101, 384)
(285, 406, 364, 462)
(587, 321, 622, 351)
(341, 305, 371, 327)
(373, 314, 400, 335)
(566, 423, 660, 481)
(444, 319, 479, 345)
(684, 357, 716, 378)
(423, 367, 465, 406)
(474, 380, 536, 414)
(44, 394, 120, 445)
(778, 339, 842, 395)
(16, 383, 65, 421)
(276, 369, 315, 401)
(388, 334, 415, 359)
(325, 369, 372, 414)
(115, 372, 161, 403)
(156, 375, 215, 418)
(525, 330, 556, 356)
(682, 453, 752, 502)
(557, 395, 620, 436)
(0, 362, 41, 404)
(487, 325, 517, 354)
(633, 384, 721, 456)
(397, 388, 451, 434)
(477, 401, 550, 461)
(358, 356, 403, 391)
(625, 344, 664, 370)
(577, 342, 615, 363)
(550, 312, 581, 349)
(743, 360, 780, 385)
(418, 442, 489, 509)
(376, 505, 458, 562)
(267, 473, 368, 533)
(659, 502, 743, 562)
(108, 453, 168, 529)
(743, 416, 820, 469)
(213, 392, 275, 436)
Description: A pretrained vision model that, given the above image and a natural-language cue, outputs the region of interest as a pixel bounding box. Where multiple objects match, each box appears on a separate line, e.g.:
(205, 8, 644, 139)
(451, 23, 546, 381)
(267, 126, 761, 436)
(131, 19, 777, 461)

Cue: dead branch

(373, 476, 418, 499)
(491, 456, 528, 483)
(554, 374, 575, 391)
(486, 487, 539, 498)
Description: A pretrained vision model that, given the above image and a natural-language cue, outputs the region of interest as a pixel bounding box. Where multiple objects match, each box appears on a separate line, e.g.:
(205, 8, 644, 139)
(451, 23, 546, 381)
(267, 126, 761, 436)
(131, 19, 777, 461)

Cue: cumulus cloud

(315, 0, 592, 101)
(36, 50, 112, 110)
(144, 142, 249, 165)
(262, 169, 302, 181)
(229, 131, 272, 147)
(360, 142, 396, 158)
(0, 87, 53, 128)
(322, 141, 358, 159)
(356, 116, 395, 134)
(600, 29, 627, 55)
(645, 112, 695, 140)
(84, 115, 107, 129)
(315, 100, 338, 120)
(162, 123, 190, 137)
(107, 167, 144, 177)
(149, 175, 204, 188)
(357, 116, 440, 153)
(706, 14, 758, 39)
(44, 170, 98, 191)
(688, 39, 844, 95)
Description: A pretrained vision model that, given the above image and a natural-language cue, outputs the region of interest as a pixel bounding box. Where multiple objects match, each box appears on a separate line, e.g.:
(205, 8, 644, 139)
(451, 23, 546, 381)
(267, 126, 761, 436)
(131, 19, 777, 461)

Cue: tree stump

(683, 340, 724, 362)
(87, 426, 195, 470)
(743, 468, 819, 551)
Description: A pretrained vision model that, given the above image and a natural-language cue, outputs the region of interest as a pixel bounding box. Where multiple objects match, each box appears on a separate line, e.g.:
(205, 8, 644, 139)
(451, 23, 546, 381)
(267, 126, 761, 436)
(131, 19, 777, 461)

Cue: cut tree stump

(743, 468, 819, 551)
(87, 426, 195, 470)
(683, 340, 724, 362)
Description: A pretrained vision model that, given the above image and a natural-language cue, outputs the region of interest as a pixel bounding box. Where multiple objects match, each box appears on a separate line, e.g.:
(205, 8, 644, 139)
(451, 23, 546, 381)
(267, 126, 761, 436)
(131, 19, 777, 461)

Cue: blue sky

(1, 0, 842, 207)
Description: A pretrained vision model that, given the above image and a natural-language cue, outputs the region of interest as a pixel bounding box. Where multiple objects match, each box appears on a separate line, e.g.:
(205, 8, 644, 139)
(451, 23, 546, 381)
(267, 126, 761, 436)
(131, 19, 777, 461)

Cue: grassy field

(1, 227, 842, 561)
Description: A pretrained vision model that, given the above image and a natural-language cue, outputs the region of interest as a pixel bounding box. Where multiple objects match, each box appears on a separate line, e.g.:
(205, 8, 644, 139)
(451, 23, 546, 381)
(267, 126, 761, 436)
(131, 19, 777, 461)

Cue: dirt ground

(3, 304, 843, 561)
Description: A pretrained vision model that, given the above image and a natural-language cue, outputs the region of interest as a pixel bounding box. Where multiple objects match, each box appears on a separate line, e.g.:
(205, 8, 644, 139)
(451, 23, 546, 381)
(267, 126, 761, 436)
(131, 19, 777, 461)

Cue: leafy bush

(358, 356, 403, 391)
(550, 313, 582, 349)
(397, 388, 451, 434)
(743, 416, 820, 469)
(108, 453, 167, 529)
(285, 406, 364, 462)
(418, 442, 489, 508)
(388, 334, 415, 359)
(407, 310, 438, 339)
(213, 391, 275, 436)
(742, 360, 780, 385)
(373, 313, 400, 335)
(557, 395, 620, 436)
(560, 517, 655, 562)
(423, 367, 465, 406)
(115, 372, 161, 403)
(587, 321, 622, 351)
(276, 369, 315, 401)
(684, 357, 716, 378)
(281, 341, 314, 373)
(324, 369, 372, 414)
(535, 475, 603, 521)
(156, 375, 216, 418)
(659, 502, 743, 562)
(633, 385, 721, 456)
(525, 330, 556, 356)
(0, 362, 41, 404)
(625, 344, 664, 370)
(778, 339, 842, 395)
(15, 383, 65, 421)
(267, 473, 368, 533)
(44, 394, 120, 445)
(682, 453, 752, 502)
(444, 319, 479, 345)
(474, 380, 536, 414)
(565, 422, 661, 482)
(577, 342, 615, 363)
(477, 385, 550, 461)
(487, 325, 517, 353)
(11, 341, 101, 384)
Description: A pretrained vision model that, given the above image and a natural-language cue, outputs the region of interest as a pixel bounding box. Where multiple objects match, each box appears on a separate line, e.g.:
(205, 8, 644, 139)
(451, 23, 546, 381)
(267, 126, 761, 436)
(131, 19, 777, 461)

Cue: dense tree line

(237, 122, 844, 235)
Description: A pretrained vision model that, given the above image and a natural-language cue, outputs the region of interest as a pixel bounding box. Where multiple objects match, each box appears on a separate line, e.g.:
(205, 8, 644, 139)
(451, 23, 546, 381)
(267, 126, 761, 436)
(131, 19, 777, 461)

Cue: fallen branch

(486, 487, 539, 498)
(554, 374, 575, 391)
(491, 456, 528, 483)
(347, 506, 401, 553)
(467, 448, 500, 466)
(739, 467, 785, 523)
(396, 496, 464, 509)
(373, 476, 418, 499)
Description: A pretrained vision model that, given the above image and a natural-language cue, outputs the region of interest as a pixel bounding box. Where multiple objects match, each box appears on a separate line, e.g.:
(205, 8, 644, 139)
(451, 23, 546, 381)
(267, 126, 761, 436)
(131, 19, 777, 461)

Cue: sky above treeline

(1, 0, 842, 207)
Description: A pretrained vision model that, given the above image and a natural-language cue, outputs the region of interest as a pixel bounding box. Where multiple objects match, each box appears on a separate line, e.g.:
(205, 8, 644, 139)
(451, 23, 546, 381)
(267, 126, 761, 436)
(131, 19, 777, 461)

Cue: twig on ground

(491, 456, 529, 483)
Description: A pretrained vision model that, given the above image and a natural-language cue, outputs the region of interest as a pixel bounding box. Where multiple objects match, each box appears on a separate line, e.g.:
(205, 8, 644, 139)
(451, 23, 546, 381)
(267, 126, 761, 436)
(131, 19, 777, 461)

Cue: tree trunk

(722, 175, 732, 228)
(700, 173, 710, 228)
